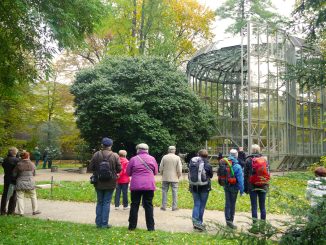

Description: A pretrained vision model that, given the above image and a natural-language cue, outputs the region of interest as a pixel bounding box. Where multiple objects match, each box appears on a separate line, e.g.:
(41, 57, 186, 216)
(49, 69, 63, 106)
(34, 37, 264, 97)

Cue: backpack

(188, 156, 208, 186)
(217, 158, 237, 186)
(97, 151, 116, 181)
(249, 156, 270, 186)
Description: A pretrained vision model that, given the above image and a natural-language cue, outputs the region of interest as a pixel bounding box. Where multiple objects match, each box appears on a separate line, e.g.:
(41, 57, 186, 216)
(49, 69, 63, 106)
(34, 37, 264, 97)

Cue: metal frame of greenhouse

(186, 22, 326, 170)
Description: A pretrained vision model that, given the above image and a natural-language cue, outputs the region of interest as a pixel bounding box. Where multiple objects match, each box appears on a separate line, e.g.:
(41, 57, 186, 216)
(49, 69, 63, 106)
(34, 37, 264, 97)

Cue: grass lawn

(0, 216, 239, 245)
(0, 172, 311, 214)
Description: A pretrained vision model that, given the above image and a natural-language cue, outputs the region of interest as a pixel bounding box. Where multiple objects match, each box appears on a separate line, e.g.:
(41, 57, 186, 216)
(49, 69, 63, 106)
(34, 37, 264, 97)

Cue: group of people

(88, 137, 270, 233)
(1, 147, 41, 216)
(32, 147, 53, 169)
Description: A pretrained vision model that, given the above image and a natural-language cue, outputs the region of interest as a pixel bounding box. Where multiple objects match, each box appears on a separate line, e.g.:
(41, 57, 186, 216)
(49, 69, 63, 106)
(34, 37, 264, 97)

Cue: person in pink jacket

(126, 143, 158, 231)
(114, 150, 130, 210)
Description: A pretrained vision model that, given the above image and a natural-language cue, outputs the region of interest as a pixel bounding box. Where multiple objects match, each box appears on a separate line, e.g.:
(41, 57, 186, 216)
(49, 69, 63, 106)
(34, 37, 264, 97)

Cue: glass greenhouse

(186, 22, 326, 170)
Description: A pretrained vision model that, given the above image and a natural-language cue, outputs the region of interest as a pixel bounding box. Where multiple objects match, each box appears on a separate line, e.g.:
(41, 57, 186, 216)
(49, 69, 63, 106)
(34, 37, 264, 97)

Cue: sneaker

(172, 208, 179, 211)
(32, 211, 41, 215)
(160, 207, 166, 211)
(115, 207, 119, 210)
(193, 223, 206, 232)
(123, 206, 130, 210)
(226, 221, 237, 230)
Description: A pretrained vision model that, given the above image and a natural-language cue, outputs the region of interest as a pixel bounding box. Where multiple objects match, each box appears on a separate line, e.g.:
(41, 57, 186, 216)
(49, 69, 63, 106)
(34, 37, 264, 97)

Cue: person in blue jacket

(223, 149, 244, 229)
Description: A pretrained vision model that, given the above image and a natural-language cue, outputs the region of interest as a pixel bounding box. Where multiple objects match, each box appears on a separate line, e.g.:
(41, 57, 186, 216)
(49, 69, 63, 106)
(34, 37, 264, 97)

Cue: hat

(102, 137, 113, 147)
(168, 146, 176, 151)
(230, 149, 238, 157)
(136, 143, 149, 150)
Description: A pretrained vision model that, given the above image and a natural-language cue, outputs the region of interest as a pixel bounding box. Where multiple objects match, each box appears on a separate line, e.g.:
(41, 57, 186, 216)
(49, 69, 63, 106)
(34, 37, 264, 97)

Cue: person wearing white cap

(223, 149, 244, 229)
(159, 146, 182, 211)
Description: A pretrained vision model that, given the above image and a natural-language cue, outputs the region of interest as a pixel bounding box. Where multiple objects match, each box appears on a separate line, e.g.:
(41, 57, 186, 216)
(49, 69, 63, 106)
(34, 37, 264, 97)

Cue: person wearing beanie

(127, 143, 158, 231)
(0, 147, 19, 215)
(159, 146, 182, 211)
(114, 150, 130, 210)
(88, 137, 121, 228)
(13, 151, 41, 216)
(223, 149, 244, 229)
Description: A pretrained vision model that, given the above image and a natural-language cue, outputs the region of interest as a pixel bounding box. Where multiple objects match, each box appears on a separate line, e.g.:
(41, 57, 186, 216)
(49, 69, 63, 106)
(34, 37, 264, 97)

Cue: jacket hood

(228, 156, 239, 164)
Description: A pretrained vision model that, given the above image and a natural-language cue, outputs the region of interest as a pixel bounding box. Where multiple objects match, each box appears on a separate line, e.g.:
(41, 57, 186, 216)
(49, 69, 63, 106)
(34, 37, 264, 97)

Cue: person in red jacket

(114, 150, 130, 210)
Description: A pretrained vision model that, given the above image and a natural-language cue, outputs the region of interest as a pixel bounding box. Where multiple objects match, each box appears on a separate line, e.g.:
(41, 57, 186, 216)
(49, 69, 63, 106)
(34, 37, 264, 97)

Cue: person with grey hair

(221, 148, 244, 229)
(88, 137, 121, 228)
(159, 146, 182, 211)
(244, 144, 270, 233)
(114, 150, 130, 210)
(127, 143, 158, 231)
(1, 147, 19, 215)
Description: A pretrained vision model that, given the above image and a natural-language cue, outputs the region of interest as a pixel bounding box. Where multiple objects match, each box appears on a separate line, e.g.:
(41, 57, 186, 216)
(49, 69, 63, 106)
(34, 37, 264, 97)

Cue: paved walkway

(19, 198, 289, 234)
(1, 168, 292, 234)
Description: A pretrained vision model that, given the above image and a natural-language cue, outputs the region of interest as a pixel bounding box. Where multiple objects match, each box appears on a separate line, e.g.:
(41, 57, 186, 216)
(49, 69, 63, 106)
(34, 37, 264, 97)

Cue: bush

(280, 199, 326, 244)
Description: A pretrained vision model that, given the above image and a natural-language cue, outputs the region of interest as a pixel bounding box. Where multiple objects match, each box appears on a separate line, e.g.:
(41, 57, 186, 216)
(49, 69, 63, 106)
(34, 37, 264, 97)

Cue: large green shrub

(71, 56, 216, 157)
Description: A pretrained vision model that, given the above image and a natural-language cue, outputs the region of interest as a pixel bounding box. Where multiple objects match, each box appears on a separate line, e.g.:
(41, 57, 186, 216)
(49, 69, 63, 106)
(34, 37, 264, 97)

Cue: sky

(198, 0, 296, 42)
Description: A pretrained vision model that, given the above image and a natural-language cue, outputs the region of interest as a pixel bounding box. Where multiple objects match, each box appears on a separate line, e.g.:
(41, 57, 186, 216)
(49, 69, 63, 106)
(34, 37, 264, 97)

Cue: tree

(76, 0, 215, 65)
(71, 57, 217, 158)
(216, 0, 284, 34)
(0, 0, 105, 93)
(293, 0, 326, 42)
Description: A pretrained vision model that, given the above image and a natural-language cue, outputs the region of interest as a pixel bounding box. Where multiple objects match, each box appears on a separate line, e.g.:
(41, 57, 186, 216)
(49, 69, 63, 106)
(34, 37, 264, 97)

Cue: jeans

(192, 191, 209, 225)
(35, 159, 40, 167)
(250, 190, 267, 221)
(95, 189, 114, 228)
(114, 183, 129, 207)
(161, 181, 178, 210)
(224, 188, 239, 223)
(129, 190, 155, 231)
(0, 181, 17, 215)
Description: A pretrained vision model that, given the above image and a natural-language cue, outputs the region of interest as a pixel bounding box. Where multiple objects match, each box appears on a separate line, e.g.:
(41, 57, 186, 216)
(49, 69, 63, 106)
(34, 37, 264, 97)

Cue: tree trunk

(139, 0, 146, 54)
(131, 0, 137, 55)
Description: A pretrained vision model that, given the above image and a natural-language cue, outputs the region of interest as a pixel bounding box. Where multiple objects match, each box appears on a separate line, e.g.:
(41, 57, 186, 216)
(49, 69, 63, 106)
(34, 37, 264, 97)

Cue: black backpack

(97, 151, 116, 181)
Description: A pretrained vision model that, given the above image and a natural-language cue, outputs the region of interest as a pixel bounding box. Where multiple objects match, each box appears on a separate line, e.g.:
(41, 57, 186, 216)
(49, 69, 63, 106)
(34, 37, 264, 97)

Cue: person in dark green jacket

(32, 147, 41, 167)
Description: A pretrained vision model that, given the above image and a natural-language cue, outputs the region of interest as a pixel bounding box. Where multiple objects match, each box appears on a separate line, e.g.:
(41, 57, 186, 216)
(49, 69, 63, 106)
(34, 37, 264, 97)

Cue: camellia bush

(71, 56, 216, 157)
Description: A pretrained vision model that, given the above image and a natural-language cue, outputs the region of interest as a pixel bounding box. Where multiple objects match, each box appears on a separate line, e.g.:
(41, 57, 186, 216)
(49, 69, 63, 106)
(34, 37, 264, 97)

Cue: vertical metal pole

(247, 22, 252, 154)
(267, 26, 271, 162)
(51, 176, 54, 199)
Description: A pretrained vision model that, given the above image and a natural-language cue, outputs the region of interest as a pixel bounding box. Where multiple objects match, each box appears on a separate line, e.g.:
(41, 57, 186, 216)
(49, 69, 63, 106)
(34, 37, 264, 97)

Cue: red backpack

(249, 157, 270, 186)
(218, 158, 237, 186)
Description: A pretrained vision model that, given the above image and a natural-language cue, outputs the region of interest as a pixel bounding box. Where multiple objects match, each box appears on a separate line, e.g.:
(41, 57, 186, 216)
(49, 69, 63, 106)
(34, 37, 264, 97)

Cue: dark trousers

(128, 190, 154, 231)
(0, 181, 17, 215)
(114, 183, 129, 207)
(250, 190, 267, 221)
(224, 188, 238, 223)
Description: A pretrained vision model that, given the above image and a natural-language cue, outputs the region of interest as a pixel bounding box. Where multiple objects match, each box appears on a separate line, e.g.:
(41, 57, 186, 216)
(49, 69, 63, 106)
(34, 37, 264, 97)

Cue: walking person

(13, 152, 41, 216)
(160, 146, 182, 211)
(114, 150, 130, 210)
(244, 144, 270, 233)
(127, 143, 158, 231)
(42, 148, 49, 169)
(0, 147, 19, 215)
(32, 147, 41, 167)
(218, 149, 244, 229)
(88, 137, 121, 228)
(188, 149, 213, 231)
